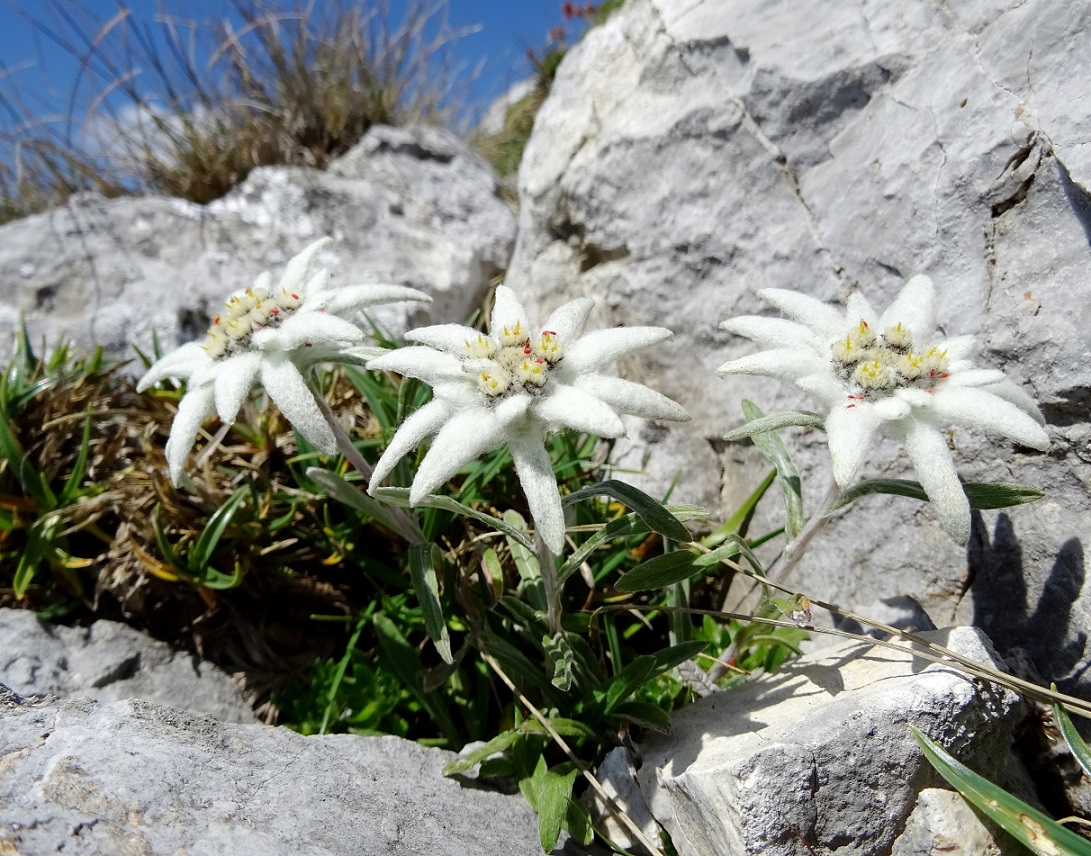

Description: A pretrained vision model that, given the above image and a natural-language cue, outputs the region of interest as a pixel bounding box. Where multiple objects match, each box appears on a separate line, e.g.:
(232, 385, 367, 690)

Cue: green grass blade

(60, 405, 94, 505)
(912, 727, 1091, 856)
(0, 413, 55, 508)
(704, 468, 776, 547)
(409, 543, 453, 665)
(741, 400, 805, 539)
(190, 487, 248, 570)
(563, 479, 692, 543)
(319, 615, 369, 735)
(1052, 684, 1091, 779)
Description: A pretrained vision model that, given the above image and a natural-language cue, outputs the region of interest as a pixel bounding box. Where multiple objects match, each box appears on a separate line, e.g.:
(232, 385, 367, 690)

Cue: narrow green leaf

(307, 467, 410, 537)
(741, 401, 805, 539)
(963, 482, 1045, 510)
(912, 727, 1091, 856)
(829, 479, 1045, 514)
(610, 700, 672, 731)
(59, 405, 94, 505)
(190, 487, 248, 570)
(319, 615, 368, 735)
(704, 469, 776, 547)
(723, 409, 825, 441)
(615, 550, 701, 593)
(1052, 684, 1091, 779)
(372, 487, 534, 551)
(409, 543, 453, 665)
(649, 640, 708, 677)
(558, 505, 707, 585)
(604, 656, 655, 714)
(563, 479, 691, 543)
(13, 518, 55, 598)
(0, 414, 55, 508)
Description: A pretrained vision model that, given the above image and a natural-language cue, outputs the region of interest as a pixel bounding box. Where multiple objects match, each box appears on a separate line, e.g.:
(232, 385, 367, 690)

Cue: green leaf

(307, 467, 411, 538)
(373, 613, 460, 745)
(190, 488, 248, 570)
(565, 797, 595, 847)
(604, 656, 654, 714)
(0, 413, 55, 509)
(649, 640, 708, 677)
(534, 762, 579, 853)
(1052, 684, 1091, 779)
(558, 505, 707, 585)
(723, 409, 825, 441)
(544, 632, 575, 691)
(704, 469, 776, 547)
(829, 479, 1045, 514)
(610, 700, 672, 731)
(59, 405, 94, 506)
(13, 518, 56, 598)
(563, 479, 691, 543)
(615, 550, 701, 593)
(912, 727, 1091, 856)
(443, 728, 523, 775)
(372, 487, 534, 551)
(409, 543, 453, 665)
(741, 401, 805, 539)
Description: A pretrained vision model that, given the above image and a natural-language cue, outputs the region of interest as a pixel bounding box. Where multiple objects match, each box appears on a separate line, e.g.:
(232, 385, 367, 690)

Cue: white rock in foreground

(0, 687, 563, 856)
(0, 607, 255, 724)
(637, 627, 1020, 856)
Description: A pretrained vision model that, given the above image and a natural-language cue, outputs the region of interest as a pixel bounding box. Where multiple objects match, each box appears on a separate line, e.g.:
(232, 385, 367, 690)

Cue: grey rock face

(0, 124, 515, 360)
(0, 608, 254, 724)
(636, 627, 1021, 856)
(509, 0, 1091, 689)
(0, 691, 553, 856)
(891, 788, 1013, 856)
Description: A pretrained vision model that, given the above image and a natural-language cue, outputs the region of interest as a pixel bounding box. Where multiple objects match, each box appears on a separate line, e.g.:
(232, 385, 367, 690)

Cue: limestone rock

(0, 607, 254, 724)
(508, 0, 1091, 690)
(0, 124, 515, 361)
(636, 627, 1021, 856)
(891, 788, 1014, 856)
(0, 690, 559, 856)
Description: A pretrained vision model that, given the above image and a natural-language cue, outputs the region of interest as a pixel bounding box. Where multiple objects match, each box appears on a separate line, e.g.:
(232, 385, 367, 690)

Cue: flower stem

(536, 531, 563, 636)
(768, 480, 842, 585)
(311, 384, 425, 545)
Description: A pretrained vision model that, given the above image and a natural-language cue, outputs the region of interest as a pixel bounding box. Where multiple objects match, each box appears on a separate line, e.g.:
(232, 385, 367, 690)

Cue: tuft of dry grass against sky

(0, 0, 469, 221)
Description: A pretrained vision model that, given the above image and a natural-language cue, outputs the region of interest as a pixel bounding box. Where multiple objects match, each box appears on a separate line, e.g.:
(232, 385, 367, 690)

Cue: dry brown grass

(0, 0, 467, 219)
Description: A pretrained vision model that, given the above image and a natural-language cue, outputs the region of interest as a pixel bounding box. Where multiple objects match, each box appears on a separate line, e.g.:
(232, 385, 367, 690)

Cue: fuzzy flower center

(204, 285, 303, 360)
(831, 319, 949, 400)
(463, 328, 563, 398)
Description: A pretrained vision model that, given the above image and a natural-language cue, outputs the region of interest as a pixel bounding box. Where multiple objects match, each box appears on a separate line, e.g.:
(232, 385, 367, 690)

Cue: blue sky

(0, 0, 569, 139)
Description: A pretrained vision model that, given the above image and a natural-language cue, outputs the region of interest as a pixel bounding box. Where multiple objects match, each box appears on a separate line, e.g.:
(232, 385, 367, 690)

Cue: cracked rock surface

(636, 627, 1020, 856)
(508, 0, 1091, 690)
(0, 607, 255, 724)
(0, 124, 515, 361)
(0, 687, 556, 856)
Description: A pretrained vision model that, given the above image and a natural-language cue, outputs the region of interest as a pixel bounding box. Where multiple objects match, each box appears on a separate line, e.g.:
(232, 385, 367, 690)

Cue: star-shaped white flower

(718, 275, 1050, 544)
(138, 237, 430, 484)
(366, 286, 691, 552)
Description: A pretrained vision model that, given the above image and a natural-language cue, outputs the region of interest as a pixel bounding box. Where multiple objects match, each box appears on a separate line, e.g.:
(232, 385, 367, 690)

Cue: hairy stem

(312, 384, 425, 545)
(769, 479, 842, 585)
(536, 531, 562, 636)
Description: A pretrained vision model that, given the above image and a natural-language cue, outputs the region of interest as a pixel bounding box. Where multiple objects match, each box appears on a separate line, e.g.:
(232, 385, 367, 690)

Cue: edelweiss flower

(138, 237, 429, 484)
(366, 286, 690, 552)
(718, 275, 1049, 544)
